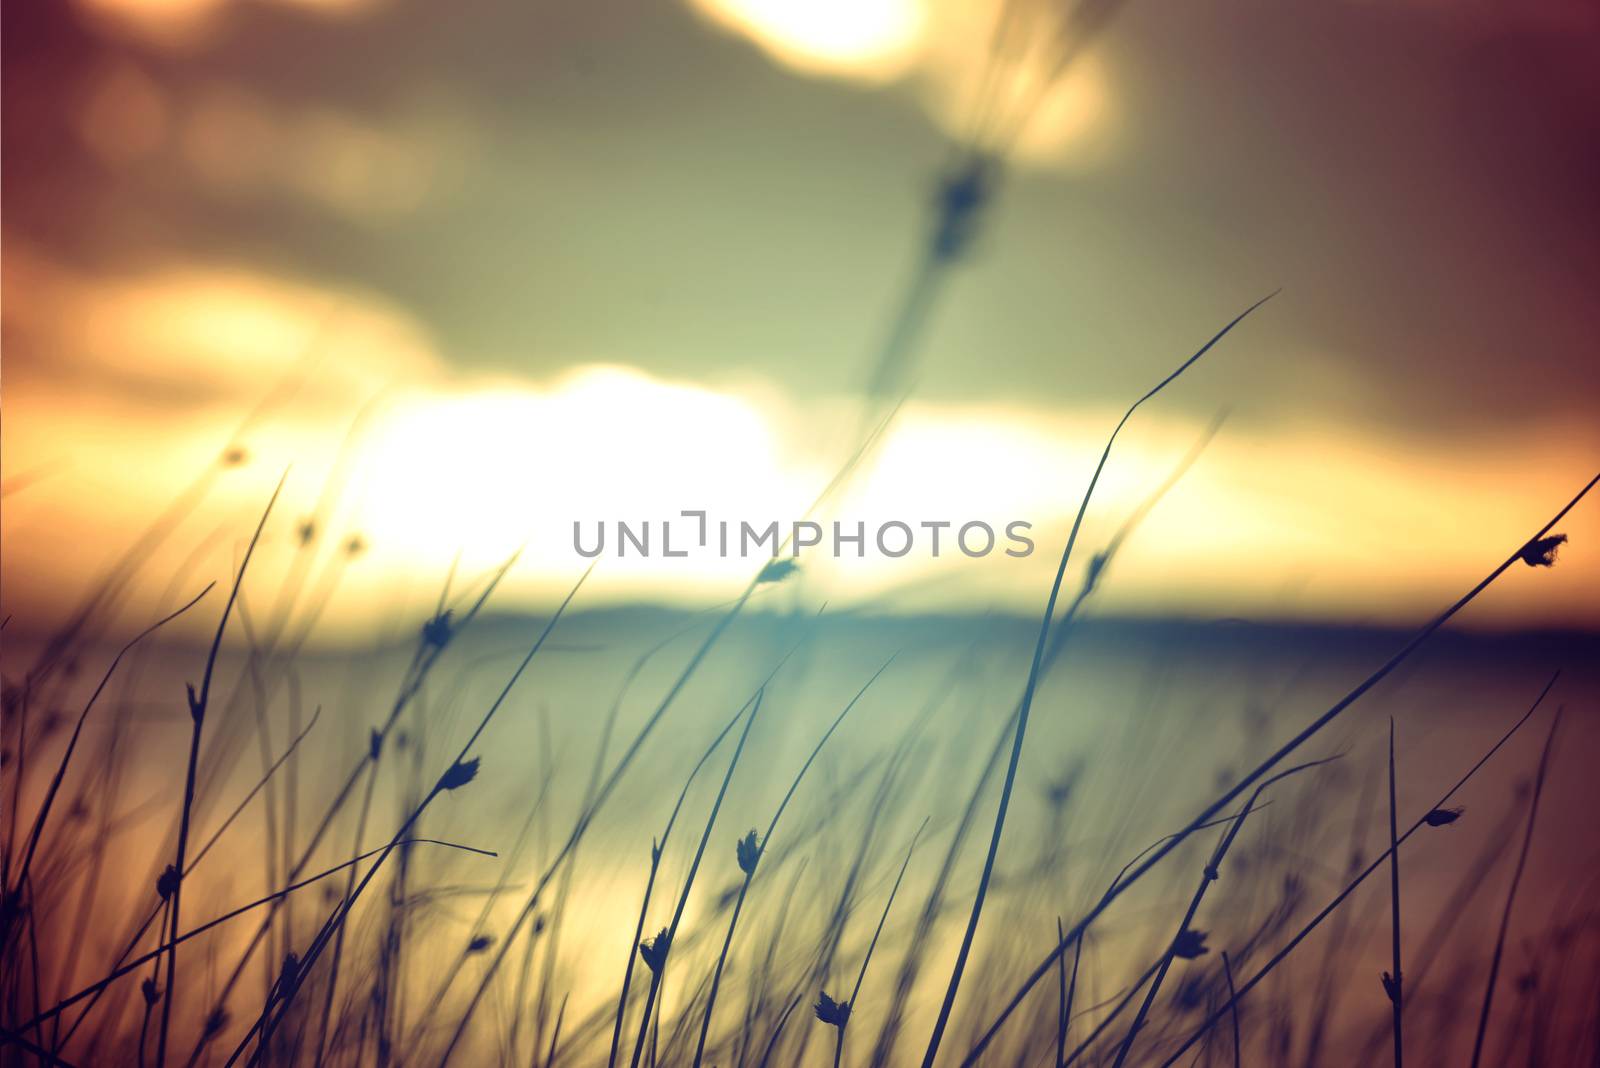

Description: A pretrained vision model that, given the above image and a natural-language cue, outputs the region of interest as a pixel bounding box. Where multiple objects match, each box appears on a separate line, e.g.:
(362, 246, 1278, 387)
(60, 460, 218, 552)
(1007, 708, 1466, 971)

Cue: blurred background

(5, 4, 1600, 1066)
(4, 0, 1598, 638)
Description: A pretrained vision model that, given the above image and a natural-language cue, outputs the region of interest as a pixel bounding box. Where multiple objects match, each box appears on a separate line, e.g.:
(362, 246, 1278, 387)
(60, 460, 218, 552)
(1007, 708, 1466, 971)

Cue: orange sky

(3, 0, 1598, 638)
(3, 254, 1595, 638)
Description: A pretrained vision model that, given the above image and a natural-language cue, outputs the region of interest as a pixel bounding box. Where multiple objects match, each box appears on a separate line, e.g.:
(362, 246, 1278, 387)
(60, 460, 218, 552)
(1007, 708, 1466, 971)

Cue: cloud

(3, 249, 440, 412)
(4, 252, 1596, 637)
(685, 0, 1118, 169)
(74, 0, 377, 49)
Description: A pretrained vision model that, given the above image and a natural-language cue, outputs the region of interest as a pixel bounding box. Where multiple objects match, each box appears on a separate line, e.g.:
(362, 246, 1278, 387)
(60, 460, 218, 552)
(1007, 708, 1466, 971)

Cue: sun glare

(350, 367, 816, 595)
(688, 0, 926, 82)
(4, 255, 1595, 631)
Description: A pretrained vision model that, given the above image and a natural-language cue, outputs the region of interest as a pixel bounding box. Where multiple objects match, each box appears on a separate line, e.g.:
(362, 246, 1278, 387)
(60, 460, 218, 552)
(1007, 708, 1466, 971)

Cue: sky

(3, 0, 1598, 635)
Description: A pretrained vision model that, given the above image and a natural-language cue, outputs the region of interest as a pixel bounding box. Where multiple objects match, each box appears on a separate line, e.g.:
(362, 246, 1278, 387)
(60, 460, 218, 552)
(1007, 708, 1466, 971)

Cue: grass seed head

(1083, 550, 1109, 595)
(736, 829, 761, 875)
(639, 928, 671, 973)
(758, 558, 799, 585)
(814, 991, 851, 1027)
(1424, 806, 1464, 827)
(1172, 928, 1210, 960)
(421, 610, 455, 649)
(1519, 533, 1567, 567)
(438, 757, 480, 792)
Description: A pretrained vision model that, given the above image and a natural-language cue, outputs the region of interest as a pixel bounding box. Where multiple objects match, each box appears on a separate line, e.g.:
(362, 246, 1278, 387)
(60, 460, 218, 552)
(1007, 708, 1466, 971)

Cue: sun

(688, 0, 927, 82)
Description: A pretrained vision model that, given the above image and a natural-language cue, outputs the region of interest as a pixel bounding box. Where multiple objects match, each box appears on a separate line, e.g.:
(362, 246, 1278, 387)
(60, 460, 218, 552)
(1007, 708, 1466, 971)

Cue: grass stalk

(190, 552, 521, 1041)
(829, 818, 926, 1068)
(956, 462, 1595, 1062)
(1109, 756, 1337, 1068)
(10, 586, 214, 897)
(1054, 919, 1068, 1068)
(433, 579, 772, 1066)
(606, 694, 755, 1068)
(1387, 717, 1404, 1068)
(627, 690, 766, 1068)
(158, 473, 285, 1068)
(690, 657, 898, 1068)
(1154, 672, 1560, 1067)
(220, 565, 591, 1066)
(25, 839, 493, 1029)
(1221, 951, 1240, 1068)
(919, 294, 1275, 1068)
(1468, 706, 1563, 1068)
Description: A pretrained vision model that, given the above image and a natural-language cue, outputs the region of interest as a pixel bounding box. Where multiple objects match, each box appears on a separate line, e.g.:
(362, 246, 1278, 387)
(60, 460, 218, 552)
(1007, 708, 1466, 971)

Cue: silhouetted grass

(954, 472, 1597, 1063)
(1386, 717, 1405, 1068)
(2, 373, 1596, 1068)
(691, 656, 897, 1068)
(1468, 707, 1563, 1068)
(918, 292, 1277, 1068)
(160, 473, 284, 1068)
(607, 692, 752, 1068)
(1155, 673, 1561, 1067)
(813, 817, 925, 1068)
(626, 688, 765, 1068)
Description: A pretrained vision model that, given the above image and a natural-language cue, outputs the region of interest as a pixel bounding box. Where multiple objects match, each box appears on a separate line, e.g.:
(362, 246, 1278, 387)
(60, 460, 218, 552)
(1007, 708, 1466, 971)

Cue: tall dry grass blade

(1, 1021, 79, 1067)
(1059, 959, 1162, 1067)
(872, 708, 1017, 1067)
(919, 293, 1275, 1068)
(1386, 717, 1404, 1068)
(49, 707, 322, 1054)
(1054, 919, 1068, 1068)
(221, 565, 591, 1067)
(11, 584, 214, 894)
(545, 992, 567, 1068)
(690, 656, 899, 1068)
(1042, 407, 1227, 668)
(24, 840, 494, 1029)
(1109, 756, 1339, 1068)
(202, 548, 522, 1031)
(627, 690, 766, 1068)
(159, 471, 285, 1068)
(1468, 706, 1563, 1068)
(959, 465, 1594, 1060)
(820, 818, 927, 1068)
(1154, 672, 1560, 1067)
(433, 578, 787, 1066)
(533, 617, 720, 1063)
(1220, 951, 1240, 1068)
(959, 807, 1272, 1066)
(607, 693, 756, 1068)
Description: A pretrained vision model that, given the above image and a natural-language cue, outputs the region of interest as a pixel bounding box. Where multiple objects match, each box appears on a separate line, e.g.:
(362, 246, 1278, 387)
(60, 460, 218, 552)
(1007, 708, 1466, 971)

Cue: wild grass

(1385, 717, 1404, 1068)
(1, 375, 1597, 1068)
(689, 656, 896, 1068)
(1468, 707, 1563, 1068)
